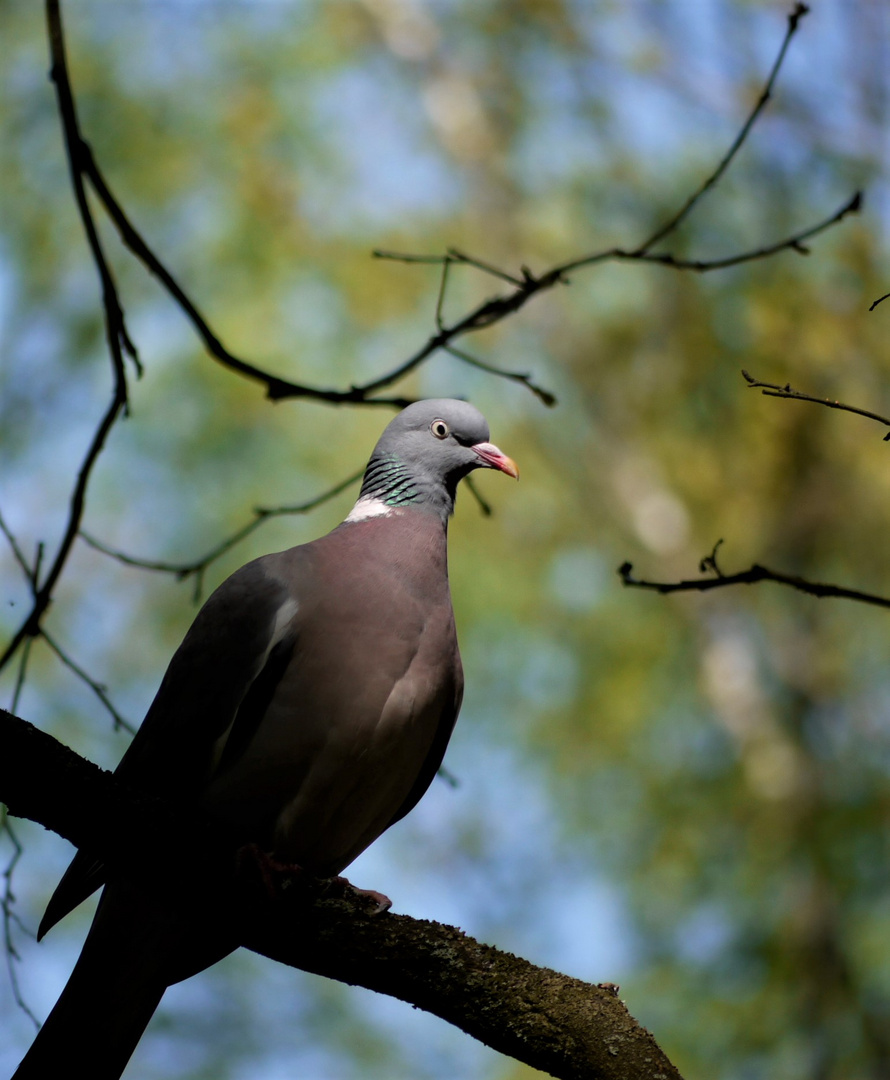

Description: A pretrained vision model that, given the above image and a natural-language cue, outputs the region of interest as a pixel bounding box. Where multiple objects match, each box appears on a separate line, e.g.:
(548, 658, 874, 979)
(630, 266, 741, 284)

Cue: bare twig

(444, 345, 556, 407)
(556, 191, 862, 276)
(869, 291, 890, 312)
(443, 248, 528, 288)
(742, 368, 890, 439)
(637, 2, 811, 252)
(37, 2, 848, 427)
(463, 476, 492, 517)
(1, 508, 131, 731)
(368, 188, 859, 405)
(0, 818, 40, 1030)
(9, 641, 32, 717)
(374, 247, 526, 288)
(699, 538, 726, 577)
(372, 5, 858, 384)
(0, 512, 37, 588)
(40, 631, 134, 735)
(619, 559, 890, 610)
(434, 255, 452, 331)
(80, 467, 365, 602)
(377, 190, 860, 284)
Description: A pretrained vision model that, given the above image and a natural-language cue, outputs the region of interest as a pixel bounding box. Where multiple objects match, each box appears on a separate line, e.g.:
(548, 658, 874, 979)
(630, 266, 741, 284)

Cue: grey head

(354, 398, 518, 522)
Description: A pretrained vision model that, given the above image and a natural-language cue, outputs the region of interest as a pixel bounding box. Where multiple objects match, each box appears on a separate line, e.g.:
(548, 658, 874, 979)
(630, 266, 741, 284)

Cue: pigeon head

(352, 399, 518, 521)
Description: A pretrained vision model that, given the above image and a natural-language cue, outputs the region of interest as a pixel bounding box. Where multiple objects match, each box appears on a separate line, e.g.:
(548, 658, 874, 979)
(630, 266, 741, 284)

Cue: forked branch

(374, 5, 859, 384)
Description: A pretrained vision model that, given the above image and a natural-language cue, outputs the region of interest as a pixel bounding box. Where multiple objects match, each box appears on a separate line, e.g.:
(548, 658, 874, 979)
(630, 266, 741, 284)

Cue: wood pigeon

(14, 398, 517, 1079)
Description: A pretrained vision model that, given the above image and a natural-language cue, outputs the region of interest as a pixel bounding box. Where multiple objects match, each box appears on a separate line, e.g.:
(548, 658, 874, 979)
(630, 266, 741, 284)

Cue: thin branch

(80, 467, 365, 602)
(444, 344, 557, 407)
(43, 1, 849, 420)
(9, 640, 32, 716)
(1, 508, 131, 732)
(374, 248, 525, 288)
(0, 511, 37, 588)
(557, 190, 862, 276)
(40, 631, 134, 735)
(434, 255, 452, 331)
(699, 537, 726, 577)
(373, 250, 456, 266)
(371, 5, 857, 389)
(463, 476, 492, 517)
(436, 765, 460, 789)
(39, 2, 848, 422)
(44, 1, 136, 381)
(0, 818, 40, 1031)
(636, 2, 811, 252)
(870, 291, 890, 312)
(371, 197, 860, 396)
(742, 368, 890, 439)
(0, 387, 124, 658)
(619, 560, 890, 610)
(446, 248, 528, 288)
(0, 1, 132, 676)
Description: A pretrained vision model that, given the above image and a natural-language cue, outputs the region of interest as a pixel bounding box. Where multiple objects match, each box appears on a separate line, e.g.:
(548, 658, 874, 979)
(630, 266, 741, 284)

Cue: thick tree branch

(0, 709, 682, 1080)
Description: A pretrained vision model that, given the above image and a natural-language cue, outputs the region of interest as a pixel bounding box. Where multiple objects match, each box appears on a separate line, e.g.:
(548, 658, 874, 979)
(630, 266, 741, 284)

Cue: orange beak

(472, 441, 519, 479)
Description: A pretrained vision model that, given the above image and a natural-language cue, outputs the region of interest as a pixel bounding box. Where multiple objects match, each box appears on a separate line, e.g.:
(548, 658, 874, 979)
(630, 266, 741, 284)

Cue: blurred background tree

(2, 0, 889, 1077)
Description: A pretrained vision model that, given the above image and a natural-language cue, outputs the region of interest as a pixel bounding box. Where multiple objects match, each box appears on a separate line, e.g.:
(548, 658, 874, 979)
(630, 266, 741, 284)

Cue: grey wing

(39, 557, 297, 938)
(384, 652, 464, 832)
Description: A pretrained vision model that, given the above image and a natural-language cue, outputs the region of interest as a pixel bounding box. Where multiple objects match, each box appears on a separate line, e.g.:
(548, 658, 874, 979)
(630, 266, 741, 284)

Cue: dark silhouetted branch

(619, 559, 890, 611)
(637, 2, 811, 251)
(374, 6, 857, 384)
(0, 508, 131, 733)
(562, 190, 861, 275)
(0, 708, 684, 1080)
(43, 4, 420, 408)
(377, 191, 860, 284)
(0, 2, 133, 677)
(0, 816, 39, 1030)
(742, 368, 890, 439)
(82, 145, 412, 410)
(463, 476, 492, 517)
(444, 344, 557, 407)
(41, 632, 134, 735)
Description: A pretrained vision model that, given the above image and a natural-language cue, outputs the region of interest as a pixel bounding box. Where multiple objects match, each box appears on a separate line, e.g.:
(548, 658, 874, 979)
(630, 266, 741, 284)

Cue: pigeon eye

(430, 419, 450, 440)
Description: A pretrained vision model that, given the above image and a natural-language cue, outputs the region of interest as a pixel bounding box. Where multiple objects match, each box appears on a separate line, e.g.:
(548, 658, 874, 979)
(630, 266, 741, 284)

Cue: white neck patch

(345, 496, 396, 523)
